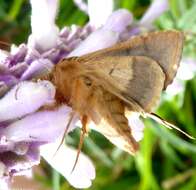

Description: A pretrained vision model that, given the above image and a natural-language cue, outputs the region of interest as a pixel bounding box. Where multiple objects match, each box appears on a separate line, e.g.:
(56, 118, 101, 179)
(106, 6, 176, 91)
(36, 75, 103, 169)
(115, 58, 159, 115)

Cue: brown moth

(40, 30, 193, 169)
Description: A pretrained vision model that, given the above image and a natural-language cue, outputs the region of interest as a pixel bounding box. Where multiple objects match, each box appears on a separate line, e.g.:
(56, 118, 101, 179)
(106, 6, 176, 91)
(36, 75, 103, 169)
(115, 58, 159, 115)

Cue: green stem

(52, 169, 60, 190)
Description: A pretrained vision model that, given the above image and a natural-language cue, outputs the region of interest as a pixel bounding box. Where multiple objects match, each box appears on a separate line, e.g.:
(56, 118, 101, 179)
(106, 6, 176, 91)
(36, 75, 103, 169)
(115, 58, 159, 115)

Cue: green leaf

(85, 138, 113, 167)
(160, 140, 186, 169)
(136, 125, 160, 190)
(7, 0, 24, 21)
(177, 4, 196, 31)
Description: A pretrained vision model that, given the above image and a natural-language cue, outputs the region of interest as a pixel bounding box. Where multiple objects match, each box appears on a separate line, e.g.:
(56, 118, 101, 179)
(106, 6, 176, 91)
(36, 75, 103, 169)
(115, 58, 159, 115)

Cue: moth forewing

(90, 86, 139, 154)
(80, 30, 184, 88)
(91, 118, 138, 155)
(82, 55, 165, 113)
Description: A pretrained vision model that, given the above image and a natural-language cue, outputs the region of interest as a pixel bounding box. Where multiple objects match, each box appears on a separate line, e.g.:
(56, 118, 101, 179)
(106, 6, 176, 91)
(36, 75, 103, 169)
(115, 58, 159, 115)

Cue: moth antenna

(53, 111, 75, 157)
(71, 115, 88, 173)
(147, 113, 195, 140)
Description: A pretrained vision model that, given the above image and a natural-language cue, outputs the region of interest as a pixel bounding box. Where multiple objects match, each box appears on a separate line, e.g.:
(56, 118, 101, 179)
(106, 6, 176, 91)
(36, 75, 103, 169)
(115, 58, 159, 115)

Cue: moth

(39, 30, 194, 170)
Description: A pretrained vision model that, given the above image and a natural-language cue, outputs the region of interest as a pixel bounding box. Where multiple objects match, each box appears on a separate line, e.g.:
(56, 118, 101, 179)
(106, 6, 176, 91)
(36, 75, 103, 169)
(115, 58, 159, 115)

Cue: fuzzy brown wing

(81, 30, 184, 88)
(81, 55, 165, 113)
(88, 86, 139, 155)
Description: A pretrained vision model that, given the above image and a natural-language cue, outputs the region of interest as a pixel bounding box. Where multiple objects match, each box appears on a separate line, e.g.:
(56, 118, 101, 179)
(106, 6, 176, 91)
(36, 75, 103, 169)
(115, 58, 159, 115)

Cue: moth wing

(90, 117, 138, 155)
(81, 30, 184, 88)
(82, 55, 165, 112)
(87, 87, 139, 155)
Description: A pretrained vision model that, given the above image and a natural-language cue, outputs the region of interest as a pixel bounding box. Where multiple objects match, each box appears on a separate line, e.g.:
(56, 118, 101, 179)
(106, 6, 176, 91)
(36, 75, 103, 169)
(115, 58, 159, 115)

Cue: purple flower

(0, 0, 169, 188)
(40, 142, 95, 188)
(88, 0, 114, 28)
(139, 0, 169, 27)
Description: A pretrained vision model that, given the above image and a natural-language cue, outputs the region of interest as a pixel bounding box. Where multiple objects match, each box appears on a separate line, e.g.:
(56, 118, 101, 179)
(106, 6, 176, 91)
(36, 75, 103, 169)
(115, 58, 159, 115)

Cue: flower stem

(52, 169, 60, 190)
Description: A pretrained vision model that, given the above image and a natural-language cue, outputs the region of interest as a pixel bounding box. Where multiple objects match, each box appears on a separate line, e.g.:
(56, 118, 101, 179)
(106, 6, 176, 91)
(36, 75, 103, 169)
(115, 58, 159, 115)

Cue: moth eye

(83, 76, 92, 87)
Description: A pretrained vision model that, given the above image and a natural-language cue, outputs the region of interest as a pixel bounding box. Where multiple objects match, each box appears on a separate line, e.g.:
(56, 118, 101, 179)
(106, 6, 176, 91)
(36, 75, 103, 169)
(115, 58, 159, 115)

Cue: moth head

(50, 59, 78, 102)
(51, 58, 90, 103)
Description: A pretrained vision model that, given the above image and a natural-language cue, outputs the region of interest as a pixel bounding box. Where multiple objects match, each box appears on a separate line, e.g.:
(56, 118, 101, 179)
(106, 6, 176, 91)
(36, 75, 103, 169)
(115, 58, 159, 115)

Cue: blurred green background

(0, 0, 196, 190)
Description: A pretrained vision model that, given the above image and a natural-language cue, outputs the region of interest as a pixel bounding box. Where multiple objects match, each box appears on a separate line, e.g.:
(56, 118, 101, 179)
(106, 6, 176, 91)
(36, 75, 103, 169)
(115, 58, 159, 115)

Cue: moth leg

(54, 111, 75, 156)
(71, 115, 88, 173)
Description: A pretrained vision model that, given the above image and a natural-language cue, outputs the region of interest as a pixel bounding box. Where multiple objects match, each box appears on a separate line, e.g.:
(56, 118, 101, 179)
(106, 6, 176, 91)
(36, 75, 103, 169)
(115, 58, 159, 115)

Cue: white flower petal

(74, 0, 88, 13)
(176, 59, 196, 80)
(10, 44, 27, 57)
(2, 106, 76, 142)
(21, 58, 54, 80)
(68, 29, 118, 57)
(40, 142, 95, 189)
(0, 162, 6, 177)
(140, 0, 169, 26)
(165, 59, 196, 96)
(29, 0, 59, 51)
(166, 79, 184, 96)
(88, 0, 114, 28)
(0, 178, 9, 190)
(0, 81, 55, 122)
(126, 112, 144, 142)
(103, 9, 133, 33)
(0, 50, 9, 65)
(68, 8, 133, 57)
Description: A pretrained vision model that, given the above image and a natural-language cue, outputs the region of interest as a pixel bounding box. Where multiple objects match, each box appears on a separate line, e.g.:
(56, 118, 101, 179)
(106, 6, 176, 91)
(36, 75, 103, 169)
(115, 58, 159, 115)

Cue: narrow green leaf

(136, 126, 160, 190)
(160, 140, 186, 169)
(7, 0, 24, 21)
(84, 136, 113, 167)
(178, 4, 196, 30)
